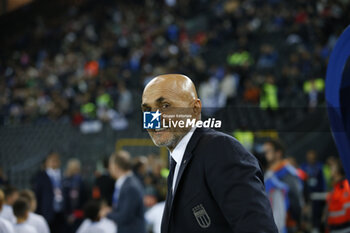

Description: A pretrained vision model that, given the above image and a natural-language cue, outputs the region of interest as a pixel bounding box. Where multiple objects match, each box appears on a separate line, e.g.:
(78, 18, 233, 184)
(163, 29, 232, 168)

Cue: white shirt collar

(115, 171, 132, 190)
(46, 168, 61, 177)
(170, 127, 196, 164)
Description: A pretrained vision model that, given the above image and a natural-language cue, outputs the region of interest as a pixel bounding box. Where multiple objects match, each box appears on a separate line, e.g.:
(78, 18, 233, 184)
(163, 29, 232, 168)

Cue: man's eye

(162, 103, 170, 109)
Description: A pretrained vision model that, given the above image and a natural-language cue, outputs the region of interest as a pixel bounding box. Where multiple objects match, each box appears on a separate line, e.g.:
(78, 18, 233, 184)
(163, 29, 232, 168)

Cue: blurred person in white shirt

(144, 187, 165, 233)
(145, 201, 165, 233)
(19, 189, 50, 233)
(13, 198, 37, 233)
(0, 189, 14, 233)
(77, 200, 116, 233)
(0, 186, 18, 223)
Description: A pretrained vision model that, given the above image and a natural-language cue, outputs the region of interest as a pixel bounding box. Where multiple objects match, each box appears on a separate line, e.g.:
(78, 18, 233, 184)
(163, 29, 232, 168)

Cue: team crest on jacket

(192, 204, 211, 228)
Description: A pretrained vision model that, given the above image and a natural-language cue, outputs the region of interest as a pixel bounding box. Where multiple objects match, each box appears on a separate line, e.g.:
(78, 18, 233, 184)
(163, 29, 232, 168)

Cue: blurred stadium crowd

(1, 0, 350, 233)
(1, 0, 349, 126)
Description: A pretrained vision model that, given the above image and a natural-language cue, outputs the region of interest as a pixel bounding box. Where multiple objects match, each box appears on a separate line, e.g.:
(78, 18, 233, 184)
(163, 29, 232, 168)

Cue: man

(142, 74, 277, 233)
(13, 198, 38, 233)
(19, 189, 50, 233)
(93, 157, 115, 205)
(62, 158, 86, 233)
(0, 189, 14, 233)
(0, 186, 18, 223)
(300, 150, 326, 232)
(263, 139, 304, 232)
(101, 150, 145, 233)
(33, 152, 65, 233)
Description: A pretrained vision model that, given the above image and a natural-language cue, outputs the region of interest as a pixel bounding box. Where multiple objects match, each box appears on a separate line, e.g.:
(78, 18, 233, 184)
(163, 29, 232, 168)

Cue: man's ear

(193, 99, 202, 119)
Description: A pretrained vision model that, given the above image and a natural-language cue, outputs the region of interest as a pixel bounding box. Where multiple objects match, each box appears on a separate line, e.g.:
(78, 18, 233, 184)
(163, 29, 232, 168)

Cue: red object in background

(73, 210, 84, 219)
(92, 186, 101, 199)
(179, 30, 189, 43)
(297, 168, 308, 181)
(327, 179, 350, 226)
(244, 87, 260, 103)
(194, 32, 207, 45)
(72, 112, 84, 126)
(295, 11, 308, 24)
(84, 61, 99, 77)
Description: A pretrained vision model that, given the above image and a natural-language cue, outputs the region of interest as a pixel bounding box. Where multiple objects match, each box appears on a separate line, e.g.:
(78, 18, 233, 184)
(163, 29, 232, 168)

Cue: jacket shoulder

(123, 176, 144, 195)
(196, 129, 259, 167)
(198, 129, 245, 153)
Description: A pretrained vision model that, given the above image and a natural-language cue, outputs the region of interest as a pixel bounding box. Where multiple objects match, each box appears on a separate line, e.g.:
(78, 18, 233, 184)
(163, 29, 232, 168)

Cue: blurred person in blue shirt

(264, 139, 304, 233)
(33, 153, 66, 233)
(301, 150, 326, 232)
(62, 159, 87, 233)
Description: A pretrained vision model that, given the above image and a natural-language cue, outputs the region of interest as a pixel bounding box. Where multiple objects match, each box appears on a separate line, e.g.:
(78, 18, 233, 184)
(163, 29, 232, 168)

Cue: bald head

(142, 74, 201, 151)
(143, 74, 198, 106)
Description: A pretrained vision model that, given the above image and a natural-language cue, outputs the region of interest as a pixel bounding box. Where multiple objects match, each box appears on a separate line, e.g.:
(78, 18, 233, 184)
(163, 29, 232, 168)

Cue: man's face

(142, 80, 199, 151)
(263, 143, 278, 165)
(46, 154, 61, 169)
(108, 159, 120, 180)
(306, 151, 317, 164)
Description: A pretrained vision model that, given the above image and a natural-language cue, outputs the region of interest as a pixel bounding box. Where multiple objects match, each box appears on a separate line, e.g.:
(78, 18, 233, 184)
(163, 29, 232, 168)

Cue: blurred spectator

(13, 198, 38, 233)
(33, 153, 65, 233)
(63, 158, 86, 233)
(0, 189, 14, 233)
(19, 190, 50, 233)
(0, 169, 9, 187)
(326, 158, 350, 233)
(264, 168, 289, 233)
(145, 187, 165, 233)
(243, 80, 260, 104)
(76, 200, 116, 233)
(93, 158, 115, 206)
(198, 76, 226, 116)
(117, 82, 133, 116)
(303, 78, 325, 111)
(323, 156, 337, 191)
(263, 139, 304, 233)
(286, 157, 310, 232)
(0, 186, 18, 223)
(219, 70, 239, 104)
(257, 44, 279, 69)
(100, 151, 145, 233)
(132, 156, 148, 187)
(301, 150, 326, 232)
(227, 49, 253, 68)
(143, 187, 158, 210)
(233, 127, 254, 152)
(260, 75, 278, 111)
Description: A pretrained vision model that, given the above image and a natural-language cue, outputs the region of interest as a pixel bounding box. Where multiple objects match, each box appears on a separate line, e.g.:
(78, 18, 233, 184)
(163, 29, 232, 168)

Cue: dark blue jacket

(161, 128, 278, 233)
(33, 170, 61, 223)
(107, 174, 145, 233)
(62, 175, 86, 215)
